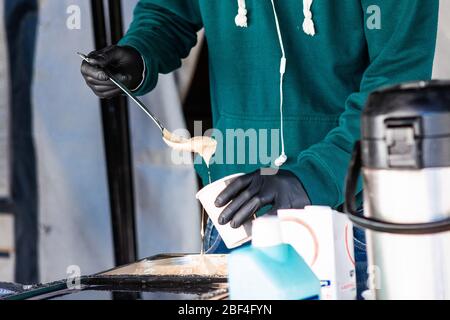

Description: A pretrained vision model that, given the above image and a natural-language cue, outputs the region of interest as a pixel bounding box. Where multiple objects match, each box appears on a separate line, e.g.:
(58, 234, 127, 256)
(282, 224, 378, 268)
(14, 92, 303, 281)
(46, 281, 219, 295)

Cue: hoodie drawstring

(302, 0, 316, 36)
(235, 0, 316, 36)
(270, 0, 288, 167)
(235, 0, 248, 28)
(234, 0, 316, 167)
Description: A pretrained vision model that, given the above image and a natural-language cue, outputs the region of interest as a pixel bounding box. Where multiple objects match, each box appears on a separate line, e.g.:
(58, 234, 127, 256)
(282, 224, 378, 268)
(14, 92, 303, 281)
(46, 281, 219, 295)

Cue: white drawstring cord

(235, 0, 248, 28)
(235, 0, 316, 36)
(270, 0, 288, 167)
(234, 1, 316, 167)
(302, 0, 316, 36)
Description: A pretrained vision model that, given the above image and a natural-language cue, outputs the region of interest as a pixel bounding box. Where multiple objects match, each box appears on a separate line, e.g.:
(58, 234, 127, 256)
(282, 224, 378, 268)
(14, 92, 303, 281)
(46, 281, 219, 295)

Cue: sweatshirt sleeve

(287, 0, 439, 208)
(118, 0, 203, 96)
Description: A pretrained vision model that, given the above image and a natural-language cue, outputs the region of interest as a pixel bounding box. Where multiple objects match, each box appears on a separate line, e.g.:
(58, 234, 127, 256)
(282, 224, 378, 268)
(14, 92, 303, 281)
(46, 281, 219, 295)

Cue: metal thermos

(345, 81, 450, 300)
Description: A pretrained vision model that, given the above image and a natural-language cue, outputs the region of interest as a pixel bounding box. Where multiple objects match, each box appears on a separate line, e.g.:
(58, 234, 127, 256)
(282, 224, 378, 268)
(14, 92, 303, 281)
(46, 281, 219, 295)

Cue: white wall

(0, 0, 13, 282)
(0, 0, 10, 199)
(0, 215, 14, 282)
(433, 0, 450, 78)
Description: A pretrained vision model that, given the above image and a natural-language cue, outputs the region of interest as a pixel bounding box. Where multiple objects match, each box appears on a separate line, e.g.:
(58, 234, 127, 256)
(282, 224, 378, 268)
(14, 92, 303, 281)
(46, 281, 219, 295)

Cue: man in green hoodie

(81, 0, 438, 297)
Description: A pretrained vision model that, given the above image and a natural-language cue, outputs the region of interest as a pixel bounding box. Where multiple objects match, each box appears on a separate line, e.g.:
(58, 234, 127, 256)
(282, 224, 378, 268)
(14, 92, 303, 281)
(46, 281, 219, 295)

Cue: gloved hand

(215, 169, 311, 229)
(80, 45, 144, 99)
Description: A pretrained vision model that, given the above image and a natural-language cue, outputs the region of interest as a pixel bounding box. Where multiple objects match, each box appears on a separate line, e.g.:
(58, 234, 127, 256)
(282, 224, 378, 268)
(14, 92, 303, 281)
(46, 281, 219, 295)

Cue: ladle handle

(78, 52, 165, 134)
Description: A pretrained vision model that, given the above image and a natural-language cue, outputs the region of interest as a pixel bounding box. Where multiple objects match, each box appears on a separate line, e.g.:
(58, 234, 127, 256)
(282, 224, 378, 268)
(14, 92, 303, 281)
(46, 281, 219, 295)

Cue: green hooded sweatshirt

(119, 0, 438, 209)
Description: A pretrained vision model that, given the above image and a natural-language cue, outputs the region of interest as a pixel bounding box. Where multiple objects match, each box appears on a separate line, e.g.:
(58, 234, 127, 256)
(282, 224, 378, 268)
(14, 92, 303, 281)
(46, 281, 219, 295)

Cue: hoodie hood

(235, 0, 316, 36)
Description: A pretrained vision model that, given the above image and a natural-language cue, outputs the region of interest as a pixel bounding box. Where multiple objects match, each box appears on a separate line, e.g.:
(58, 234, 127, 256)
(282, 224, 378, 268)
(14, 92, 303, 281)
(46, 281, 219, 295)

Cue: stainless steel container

(345, 81, 450, 300)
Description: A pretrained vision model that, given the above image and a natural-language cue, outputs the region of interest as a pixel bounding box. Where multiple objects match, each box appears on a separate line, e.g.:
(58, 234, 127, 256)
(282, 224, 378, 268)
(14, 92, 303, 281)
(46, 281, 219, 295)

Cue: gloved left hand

(215, 169, 311, 229)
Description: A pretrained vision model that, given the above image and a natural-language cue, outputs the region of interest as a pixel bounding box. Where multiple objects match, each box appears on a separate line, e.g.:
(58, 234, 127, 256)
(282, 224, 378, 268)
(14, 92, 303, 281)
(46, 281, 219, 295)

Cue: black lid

(362, 81, 450, 169)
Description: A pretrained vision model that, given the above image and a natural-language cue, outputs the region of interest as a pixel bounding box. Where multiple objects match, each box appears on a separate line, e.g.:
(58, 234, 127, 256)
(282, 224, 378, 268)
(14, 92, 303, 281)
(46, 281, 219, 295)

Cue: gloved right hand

(80, 45, 144, 99)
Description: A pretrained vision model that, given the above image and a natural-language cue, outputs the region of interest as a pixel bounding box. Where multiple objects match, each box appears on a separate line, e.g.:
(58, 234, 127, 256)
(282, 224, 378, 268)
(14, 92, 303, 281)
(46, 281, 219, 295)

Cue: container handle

(344, 141, 362, 217)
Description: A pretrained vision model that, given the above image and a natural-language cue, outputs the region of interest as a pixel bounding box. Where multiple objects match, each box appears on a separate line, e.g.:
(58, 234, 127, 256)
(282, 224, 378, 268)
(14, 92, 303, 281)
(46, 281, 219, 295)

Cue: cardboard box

(278, 206, 356, 300)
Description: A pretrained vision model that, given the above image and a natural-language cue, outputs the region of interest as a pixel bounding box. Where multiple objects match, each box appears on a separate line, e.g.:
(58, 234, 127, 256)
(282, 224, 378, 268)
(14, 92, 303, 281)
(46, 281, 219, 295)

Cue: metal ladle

(78, 52, 217, 162)
(78, 52, 172, 138)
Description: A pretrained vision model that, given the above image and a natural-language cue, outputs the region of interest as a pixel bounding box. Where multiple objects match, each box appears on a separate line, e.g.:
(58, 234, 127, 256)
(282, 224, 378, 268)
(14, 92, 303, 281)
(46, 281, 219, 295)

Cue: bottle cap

(252, 216, 283, 248)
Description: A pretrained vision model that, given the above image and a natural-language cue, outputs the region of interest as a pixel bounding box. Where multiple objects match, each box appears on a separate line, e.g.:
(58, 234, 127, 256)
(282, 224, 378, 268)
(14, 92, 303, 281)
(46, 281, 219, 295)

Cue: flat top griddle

(1, 254, 229, 300)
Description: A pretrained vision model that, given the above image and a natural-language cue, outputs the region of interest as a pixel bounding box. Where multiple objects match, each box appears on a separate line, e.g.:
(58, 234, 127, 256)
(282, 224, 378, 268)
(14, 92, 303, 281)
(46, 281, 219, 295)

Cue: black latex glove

(215, 169, 311, 229)
(80, 45, 144, 99)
